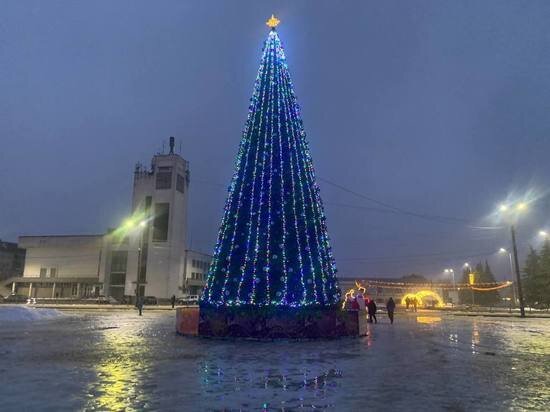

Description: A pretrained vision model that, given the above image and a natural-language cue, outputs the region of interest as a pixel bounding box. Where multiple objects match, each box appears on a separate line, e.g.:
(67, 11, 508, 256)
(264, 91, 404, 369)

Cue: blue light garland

(202, 29, 341, 308)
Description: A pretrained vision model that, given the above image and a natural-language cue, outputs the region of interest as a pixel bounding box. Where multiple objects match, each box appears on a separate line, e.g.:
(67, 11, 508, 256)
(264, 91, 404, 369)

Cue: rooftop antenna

(179, 140, 182, 154)
(162, 141, 165, 154)
(169, 136, 175, 154)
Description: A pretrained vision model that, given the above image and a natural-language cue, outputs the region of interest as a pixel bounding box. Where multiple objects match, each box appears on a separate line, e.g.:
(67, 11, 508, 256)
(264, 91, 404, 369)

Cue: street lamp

(444, 268, 456, 306)
(497, 202, 527, 317)
(121, 217, 148, 305)
(539, 230, 548, 238)
(444, 268, 456, 287)
(498, 248, 514, 276)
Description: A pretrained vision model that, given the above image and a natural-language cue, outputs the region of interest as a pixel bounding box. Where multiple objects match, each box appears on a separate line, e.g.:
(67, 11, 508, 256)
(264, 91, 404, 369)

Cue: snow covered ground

(0, 305, 64, 322)
(0, 309, 548, 410)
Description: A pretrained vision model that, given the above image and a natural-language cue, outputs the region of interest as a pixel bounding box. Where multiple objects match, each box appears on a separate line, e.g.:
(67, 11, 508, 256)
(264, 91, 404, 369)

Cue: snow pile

(0, 306, 64, 322)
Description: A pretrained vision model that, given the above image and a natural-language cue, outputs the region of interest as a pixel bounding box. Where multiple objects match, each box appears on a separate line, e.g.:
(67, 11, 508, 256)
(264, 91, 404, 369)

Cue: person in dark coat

(386, 297, 396, 324)
(367, 299, 377, 324)
(170, 295, 176, 309)
(136, 296, 144, 316)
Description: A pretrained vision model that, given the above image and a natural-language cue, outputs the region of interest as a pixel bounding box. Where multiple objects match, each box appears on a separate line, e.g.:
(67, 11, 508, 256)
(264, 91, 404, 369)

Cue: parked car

(143, 296, 158, 305)
(176, 295, 199, 305)
(4, 294, 28, 303)
(95, 295, 119, 304)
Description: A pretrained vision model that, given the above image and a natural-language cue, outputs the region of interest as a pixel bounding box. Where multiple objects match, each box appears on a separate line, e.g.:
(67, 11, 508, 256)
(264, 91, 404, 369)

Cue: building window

(153, 203, 169, 242)
(190, 272, 203, 281)
(40, 268, 47, 278)
(156, 167, 172, 190)
(110, 273, 126, 286)
(50, 268, 57, 278)
(71, 284, 78, 296)
(176, 174, 185, 193)
(111, 251, 128, 273)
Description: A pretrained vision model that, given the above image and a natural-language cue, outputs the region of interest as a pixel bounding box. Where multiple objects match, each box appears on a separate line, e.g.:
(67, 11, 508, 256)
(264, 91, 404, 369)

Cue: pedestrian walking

(170, 294, 176, 309)
(137, 296, 144, 316)
(386, 297, 396, 324)
(367, 298, 377, 324)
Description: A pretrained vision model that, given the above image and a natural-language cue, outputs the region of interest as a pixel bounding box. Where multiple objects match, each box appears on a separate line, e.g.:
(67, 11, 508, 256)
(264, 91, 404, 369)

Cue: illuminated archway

(401, 290, 444, 308)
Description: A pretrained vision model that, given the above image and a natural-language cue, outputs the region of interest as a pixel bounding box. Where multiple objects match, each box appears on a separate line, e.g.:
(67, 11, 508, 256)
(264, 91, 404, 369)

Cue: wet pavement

(0, 309, 548, 411)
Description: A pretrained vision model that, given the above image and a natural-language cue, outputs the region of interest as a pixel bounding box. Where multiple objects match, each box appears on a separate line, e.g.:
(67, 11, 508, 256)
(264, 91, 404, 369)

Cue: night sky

(2, 1, 550, 280)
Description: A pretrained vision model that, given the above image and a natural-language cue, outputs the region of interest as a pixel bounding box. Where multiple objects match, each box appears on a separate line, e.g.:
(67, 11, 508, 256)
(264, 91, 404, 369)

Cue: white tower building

(131, 137, 189, 299)
(103, 137, 190, 300)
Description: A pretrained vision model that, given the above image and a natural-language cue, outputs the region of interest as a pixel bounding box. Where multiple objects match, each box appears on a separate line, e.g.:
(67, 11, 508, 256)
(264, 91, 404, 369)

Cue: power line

(338, 249, 499, 263)
(194, 175, 502, 230)
(318, 176, 489, 227)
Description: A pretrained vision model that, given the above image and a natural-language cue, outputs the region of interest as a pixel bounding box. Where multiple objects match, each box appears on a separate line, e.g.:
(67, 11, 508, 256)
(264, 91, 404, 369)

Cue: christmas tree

(201, 16, 340, 308)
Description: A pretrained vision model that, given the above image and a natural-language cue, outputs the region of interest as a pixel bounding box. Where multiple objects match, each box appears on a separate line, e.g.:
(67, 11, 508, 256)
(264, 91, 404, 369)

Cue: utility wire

(338, 249, 499, 263)
(318, 176, 500, 228)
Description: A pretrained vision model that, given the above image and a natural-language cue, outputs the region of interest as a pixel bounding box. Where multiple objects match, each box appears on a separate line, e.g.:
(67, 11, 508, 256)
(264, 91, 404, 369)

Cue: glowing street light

(516, 202, 527, 212)
(499, 204, 509, 212)
(539, 230, 548, 237)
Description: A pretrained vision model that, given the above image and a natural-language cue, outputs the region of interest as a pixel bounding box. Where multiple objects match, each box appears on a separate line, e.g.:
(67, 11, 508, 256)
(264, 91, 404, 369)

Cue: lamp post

(498, 248, 514, 276)
(498, 203, 526, 317)
(511, 225, 525, 317)
(444, 268, 456, 305)
(499, 247, 516, 310)
(135, 220, 147, 305)
(122, 217, 148, 306)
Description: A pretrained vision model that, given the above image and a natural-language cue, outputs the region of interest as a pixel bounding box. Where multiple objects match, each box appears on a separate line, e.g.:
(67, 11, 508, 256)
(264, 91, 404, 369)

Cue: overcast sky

(2, 1, 550, 280)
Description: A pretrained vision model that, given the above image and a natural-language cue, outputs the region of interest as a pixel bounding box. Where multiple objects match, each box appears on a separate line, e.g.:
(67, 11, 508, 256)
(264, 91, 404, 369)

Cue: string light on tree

(201, 15, 340, 308)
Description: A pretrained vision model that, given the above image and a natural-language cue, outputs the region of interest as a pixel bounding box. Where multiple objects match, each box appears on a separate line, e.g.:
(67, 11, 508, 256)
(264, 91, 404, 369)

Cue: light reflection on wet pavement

(0, 310, 548, 410)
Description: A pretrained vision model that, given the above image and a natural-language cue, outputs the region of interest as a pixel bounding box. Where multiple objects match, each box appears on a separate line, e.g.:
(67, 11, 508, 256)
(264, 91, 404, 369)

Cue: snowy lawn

(0, 305, 64, 322)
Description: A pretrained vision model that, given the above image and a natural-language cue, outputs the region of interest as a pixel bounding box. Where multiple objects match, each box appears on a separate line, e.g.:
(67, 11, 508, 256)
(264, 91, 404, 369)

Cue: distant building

(12, 235, 104, 298)
(0, 240, 25, 282)
(3, 138, 211, 301)
(182, 250, 212, 296)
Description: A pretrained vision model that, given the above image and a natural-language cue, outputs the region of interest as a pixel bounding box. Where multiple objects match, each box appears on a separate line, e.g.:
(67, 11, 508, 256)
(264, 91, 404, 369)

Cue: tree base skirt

(176, 305, 366, 339)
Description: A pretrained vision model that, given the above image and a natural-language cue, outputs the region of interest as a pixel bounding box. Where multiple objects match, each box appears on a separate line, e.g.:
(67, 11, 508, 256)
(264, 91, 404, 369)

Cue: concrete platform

(176, 305, 366, 339)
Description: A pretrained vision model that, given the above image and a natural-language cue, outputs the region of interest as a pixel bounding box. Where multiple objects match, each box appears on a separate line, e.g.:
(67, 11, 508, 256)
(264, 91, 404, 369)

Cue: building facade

(182, 250, 211, 295)
(10, 235, 104, 298)
(0, 240, 25, 283)
(3, 139, 210, 301)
